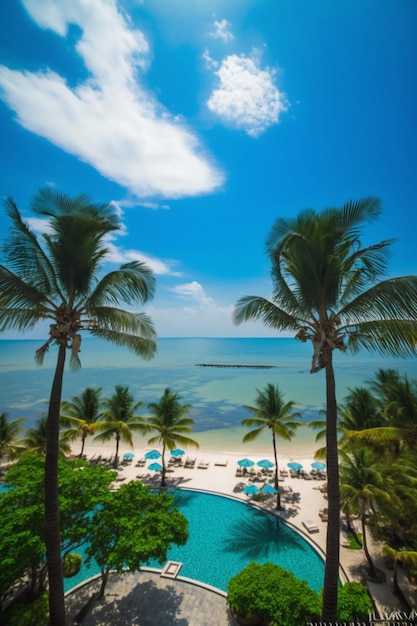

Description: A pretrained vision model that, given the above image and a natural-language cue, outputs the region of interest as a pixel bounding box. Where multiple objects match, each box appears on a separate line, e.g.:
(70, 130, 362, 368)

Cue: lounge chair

(303, 519, 320, 533)
(319, 508, 328, 521)
(184, 457, 196, 468)
(198, 460, 209, 469)
(235, 467, 244, 477)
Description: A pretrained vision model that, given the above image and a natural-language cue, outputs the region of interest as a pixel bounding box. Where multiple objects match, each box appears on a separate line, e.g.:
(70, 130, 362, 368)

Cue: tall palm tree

(241, 383, 302, 509)
(0, 188, 157, 625)
(142, 388, 199, 487)
(232, 198, 417, 622)
(94, 385, 144, 469)
(21, 416, 72, 457)
(61, 387, 103, 458)
(382, 544, 417, 598)
(339, 447, 396, 579)
(0, 411, 25, 465)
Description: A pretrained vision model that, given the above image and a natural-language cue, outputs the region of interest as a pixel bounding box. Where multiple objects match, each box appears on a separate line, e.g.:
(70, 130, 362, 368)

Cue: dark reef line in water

(196, 363, 277, 369)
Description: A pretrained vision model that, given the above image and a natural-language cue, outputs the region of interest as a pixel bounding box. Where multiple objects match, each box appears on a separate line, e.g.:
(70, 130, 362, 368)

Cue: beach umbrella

(123, 452, 135, 460)
(262, 484, 278, 495)
(287, 462, 303, 471)
(148, 462, 163, 471)
(257, 459, 274, 469)
(145, 449, 161, 460)
(238, 458, 254, 468)
(171, 449, 185, 457)
(311, 461, 326, 471)
(243, 484, 259, 495)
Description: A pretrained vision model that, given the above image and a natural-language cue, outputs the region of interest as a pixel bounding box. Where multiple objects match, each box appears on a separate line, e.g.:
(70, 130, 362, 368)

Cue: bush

(2, 592, 48, 626)
(227, 562, 321, 626)
(63, 553, 82, 578)
(337, 581, 373, 622)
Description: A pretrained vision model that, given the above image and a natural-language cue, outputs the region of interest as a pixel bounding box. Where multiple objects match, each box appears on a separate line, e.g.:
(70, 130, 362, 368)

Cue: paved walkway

(67, 572, 236, 626)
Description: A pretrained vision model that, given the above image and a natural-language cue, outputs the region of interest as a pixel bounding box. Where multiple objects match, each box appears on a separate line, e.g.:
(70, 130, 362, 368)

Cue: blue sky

(0, 0, 416, 338)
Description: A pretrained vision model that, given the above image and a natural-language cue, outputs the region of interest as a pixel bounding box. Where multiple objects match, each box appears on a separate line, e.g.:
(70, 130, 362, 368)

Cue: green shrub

(337, 581, 373, 622)
(227, 562, 321, 626)
(3, 592, 48, 626)
(63, 552, 82, 577)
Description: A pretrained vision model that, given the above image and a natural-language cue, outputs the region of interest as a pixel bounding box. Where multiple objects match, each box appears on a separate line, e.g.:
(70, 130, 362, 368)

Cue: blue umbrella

(238, 458, 254, 468)
(243, 484, 259, 495)
(262, 484, 278, 494)
(311, 461, 326, 471)
(287, 462, 303, 471)
(257, 459, 274, 469)
(148, 462, 163, 471)
(171, 449, 185, 457)
(123, 452, 135, 460)
(145, 449, 161, 460)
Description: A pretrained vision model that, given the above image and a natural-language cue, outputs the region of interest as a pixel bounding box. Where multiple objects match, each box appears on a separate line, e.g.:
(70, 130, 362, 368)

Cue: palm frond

(89, 262, 156, 307)
(346, 319, 417, 358)
(233, 296, 302, 331)
(90, 327, 157, 359)
(86, 307, 157, 340)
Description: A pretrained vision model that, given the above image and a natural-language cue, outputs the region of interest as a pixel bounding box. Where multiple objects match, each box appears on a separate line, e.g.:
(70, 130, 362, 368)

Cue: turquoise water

(63, 489, 325, 594)
(1, 337, 416, 433)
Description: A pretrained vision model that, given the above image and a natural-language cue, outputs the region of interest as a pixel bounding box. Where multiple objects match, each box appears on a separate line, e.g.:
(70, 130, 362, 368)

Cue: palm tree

(142, 388, 199, 487)
(241, 383, 302, 509)
(0, 411, 25, 465)
(61, 387, 103, 458)
(347, 370, 417, 455)
(94, 385, 144, 469)
(0, 188, 157, 625)
(21, 416, 72, 457)
(232, 198, 417, 622)
(339, 447, 396, 579)
(382, 544, 417, 598)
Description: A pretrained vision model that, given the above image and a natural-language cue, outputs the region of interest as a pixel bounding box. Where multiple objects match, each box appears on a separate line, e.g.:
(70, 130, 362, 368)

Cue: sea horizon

(1, 337, 416, 455)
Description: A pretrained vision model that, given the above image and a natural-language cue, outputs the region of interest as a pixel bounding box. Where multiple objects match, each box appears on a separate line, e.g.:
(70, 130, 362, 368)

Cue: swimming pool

(64, 489, 325, 594)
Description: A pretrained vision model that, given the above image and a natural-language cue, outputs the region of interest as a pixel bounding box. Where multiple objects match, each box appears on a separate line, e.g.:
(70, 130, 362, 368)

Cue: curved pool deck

(66, 487, 328, 625)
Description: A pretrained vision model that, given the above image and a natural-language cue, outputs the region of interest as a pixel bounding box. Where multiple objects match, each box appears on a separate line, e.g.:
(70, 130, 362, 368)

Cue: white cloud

(171, 281, 214, 305)
(207, 49, 288, 137)
(210, 19, 234, 42)
(105, 242, 181, 276)
(0, 0, 224, 199)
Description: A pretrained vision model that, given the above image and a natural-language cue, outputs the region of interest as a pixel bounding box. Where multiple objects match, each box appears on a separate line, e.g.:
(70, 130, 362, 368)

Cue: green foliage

(62, 553, 82, 578)
(2, 592, 49, 626)
(227, 562, 321, 626)
(0, 455, 115, 602)
(336, 582, 373, 622)
(344, 533, 363, 550)
(85, 481, 188, 596)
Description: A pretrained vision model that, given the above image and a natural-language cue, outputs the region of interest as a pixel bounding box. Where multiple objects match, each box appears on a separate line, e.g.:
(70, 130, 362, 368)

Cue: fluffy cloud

(207, 49, 288, 137)
(210, 19, 234, 42)
(0, 0, 224, 199)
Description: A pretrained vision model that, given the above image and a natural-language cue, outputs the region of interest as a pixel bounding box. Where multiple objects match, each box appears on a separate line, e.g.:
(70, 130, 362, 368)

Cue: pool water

(64, 489, 325, 593)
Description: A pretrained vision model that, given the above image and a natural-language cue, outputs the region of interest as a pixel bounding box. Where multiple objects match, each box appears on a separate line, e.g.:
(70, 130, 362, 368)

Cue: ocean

(1, 337, 416, 453)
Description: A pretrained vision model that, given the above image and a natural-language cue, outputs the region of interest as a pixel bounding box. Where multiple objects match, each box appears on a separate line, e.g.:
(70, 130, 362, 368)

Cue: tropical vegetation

(60, 387, 103, 458)
(0, 187, 157, 625)
(0, 411, 25, 465)
(139, 387, 199, 486)
(233, 198, 417, 621)
(241, 383, 302, 508)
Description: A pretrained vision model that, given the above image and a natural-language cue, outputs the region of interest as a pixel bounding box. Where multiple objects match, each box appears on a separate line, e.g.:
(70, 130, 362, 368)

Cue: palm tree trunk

(161, 443, 166, 487)
(321, 347, 340, 623)
(114, 433, 120, 469)
(44, 342, 66, 626)
(272, 433, 282, 509)
(79, 434, 86, 458)
(361, 508, 376, 578)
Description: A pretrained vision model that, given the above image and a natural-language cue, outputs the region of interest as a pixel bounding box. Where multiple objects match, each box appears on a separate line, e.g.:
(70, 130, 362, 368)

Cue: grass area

(343, 533, 363, 550)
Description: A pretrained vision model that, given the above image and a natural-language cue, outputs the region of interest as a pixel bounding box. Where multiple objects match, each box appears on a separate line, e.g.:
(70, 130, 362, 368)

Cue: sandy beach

(63, 434, 417, 624)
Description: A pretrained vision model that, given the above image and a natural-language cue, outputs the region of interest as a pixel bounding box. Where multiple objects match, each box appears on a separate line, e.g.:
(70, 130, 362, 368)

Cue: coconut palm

(142, 388, 199, 487)
(21, 416, 72, 456)
(382, 544, 417, 598)
(347, 370, 417, 455)
(0, 411, 25, 465)
(241, 383, 302, 509)
(339, 447, 396, 579)
(232, 198, 417, 621)
(61, 387, 103, 458)
(0, 188, 157, 625)
(94, 385, 145, 469)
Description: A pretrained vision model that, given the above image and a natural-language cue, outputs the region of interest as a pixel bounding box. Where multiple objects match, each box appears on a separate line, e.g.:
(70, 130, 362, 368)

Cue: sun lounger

(197, 460, 209, 469)
(235, 467, 244, 477)
(319, 508, 328, 521)
(184, 457, 196, 468)
(214, 459, 228, 466)
(303, 519, 320, 533)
